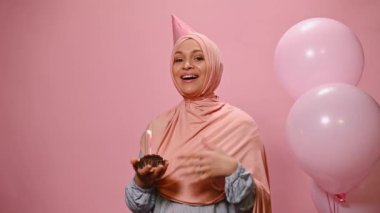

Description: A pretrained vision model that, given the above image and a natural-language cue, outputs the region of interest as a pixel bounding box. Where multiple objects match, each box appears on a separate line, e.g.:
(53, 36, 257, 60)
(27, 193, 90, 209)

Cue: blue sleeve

(225, 163, 256, 211)
(125, 178, 156, 213)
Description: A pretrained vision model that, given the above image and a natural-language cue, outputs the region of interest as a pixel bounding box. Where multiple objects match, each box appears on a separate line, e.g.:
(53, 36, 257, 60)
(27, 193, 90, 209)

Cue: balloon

(311, 159, 380, 213)
(274, 18, 364, 99)
(287, 83, 380, 194)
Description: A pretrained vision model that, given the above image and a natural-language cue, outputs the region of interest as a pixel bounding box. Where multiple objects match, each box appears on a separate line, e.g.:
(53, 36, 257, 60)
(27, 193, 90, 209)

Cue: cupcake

(137, 154, 165, 169)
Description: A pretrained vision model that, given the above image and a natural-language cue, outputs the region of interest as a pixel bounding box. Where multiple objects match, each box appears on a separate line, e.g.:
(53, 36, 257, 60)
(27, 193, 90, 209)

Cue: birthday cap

(171, 14, 195, 44)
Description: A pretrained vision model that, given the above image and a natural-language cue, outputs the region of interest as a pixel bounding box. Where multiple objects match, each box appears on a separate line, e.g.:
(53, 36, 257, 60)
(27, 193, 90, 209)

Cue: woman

(125, 17, 271, 213)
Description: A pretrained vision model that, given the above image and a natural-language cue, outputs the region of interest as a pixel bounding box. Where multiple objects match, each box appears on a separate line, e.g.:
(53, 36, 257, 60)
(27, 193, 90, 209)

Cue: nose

(183, 61, 193, 70)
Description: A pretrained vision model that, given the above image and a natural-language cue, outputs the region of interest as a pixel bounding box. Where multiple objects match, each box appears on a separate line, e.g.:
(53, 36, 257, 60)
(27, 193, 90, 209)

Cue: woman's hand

(176, 140, 238, 182)
(130, 158, 169, 188)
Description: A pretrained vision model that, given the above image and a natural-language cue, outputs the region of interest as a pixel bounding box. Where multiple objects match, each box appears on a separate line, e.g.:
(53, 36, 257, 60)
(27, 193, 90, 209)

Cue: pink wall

(1, 0, 379, 212)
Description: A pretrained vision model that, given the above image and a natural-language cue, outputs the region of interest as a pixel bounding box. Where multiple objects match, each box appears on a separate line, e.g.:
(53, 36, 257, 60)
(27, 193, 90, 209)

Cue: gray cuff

(225, 163, 255, 210)
(125, 179, 156, 213)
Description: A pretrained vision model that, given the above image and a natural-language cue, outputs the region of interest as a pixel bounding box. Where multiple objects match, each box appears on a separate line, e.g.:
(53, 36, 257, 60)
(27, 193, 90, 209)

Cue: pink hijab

(141, 33, 271, 212)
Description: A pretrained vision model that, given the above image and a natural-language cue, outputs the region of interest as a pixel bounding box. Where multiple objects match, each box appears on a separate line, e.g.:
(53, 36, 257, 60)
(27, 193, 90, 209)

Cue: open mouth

(181, 74, 199, 80)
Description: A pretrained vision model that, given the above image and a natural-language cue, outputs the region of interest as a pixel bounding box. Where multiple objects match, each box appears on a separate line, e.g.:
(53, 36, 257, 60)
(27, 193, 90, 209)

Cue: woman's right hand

(130, 158, 169, 188)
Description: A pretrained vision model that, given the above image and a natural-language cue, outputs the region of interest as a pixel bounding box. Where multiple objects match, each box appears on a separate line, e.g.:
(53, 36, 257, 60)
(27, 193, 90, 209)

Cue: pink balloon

(275, 18, 364, 99)
(287, 83, 380, 194)
(311, 160, 380, 213)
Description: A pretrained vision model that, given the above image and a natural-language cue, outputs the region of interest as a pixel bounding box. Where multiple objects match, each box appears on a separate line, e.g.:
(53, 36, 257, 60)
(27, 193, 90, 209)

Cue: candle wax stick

(146, 129, 152, 155)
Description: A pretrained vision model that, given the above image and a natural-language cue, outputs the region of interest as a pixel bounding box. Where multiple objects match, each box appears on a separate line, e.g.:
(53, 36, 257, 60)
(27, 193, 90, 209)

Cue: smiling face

(172, 39, 207, 99)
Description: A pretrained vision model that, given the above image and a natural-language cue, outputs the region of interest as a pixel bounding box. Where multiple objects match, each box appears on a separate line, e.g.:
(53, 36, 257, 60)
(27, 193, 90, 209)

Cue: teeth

(181, 74, 198, 80)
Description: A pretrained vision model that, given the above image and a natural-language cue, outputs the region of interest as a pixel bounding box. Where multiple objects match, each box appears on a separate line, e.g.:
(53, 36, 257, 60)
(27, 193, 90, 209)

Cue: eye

(173, 58, 183, 63)
(194, 55, 204, 61)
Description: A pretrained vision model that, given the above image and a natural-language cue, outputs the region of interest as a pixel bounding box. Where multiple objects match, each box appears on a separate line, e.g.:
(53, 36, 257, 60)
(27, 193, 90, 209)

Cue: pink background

(1, 0, 379, 212)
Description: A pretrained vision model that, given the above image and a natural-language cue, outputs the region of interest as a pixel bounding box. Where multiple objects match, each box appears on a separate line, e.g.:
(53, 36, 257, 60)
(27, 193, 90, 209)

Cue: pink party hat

(171, 14, 195, 44)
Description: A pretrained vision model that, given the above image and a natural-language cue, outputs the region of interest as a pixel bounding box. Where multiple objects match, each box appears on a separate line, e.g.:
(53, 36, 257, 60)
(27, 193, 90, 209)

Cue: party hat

(171, 14, 195, 44)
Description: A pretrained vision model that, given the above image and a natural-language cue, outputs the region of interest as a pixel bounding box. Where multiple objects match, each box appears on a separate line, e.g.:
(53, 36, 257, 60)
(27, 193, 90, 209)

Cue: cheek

(171, 68, 177, 78)
(198, 66, 207, 79)
(172, 65, 181, 76)
(171, 69, 181, 84)
(197, 63, 207, 72)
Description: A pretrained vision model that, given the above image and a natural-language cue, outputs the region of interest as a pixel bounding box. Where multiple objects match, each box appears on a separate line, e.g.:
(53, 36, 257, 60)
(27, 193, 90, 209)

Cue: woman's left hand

(176, 139, 238, 181)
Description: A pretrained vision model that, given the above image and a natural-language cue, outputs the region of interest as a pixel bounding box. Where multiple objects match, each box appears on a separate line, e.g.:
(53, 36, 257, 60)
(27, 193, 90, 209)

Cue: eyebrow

(174, 49, 203, 55)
